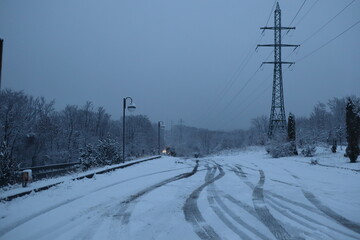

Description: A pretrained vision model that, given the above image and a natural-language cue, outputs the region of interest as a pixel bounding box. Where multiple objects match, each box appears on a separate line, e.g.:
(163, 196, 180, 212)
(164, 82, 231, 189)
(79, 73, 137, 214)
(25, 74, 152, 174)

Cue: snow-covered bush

(266, 131, 293, 158)
(79, 144, 97, 170)
(301, 145, 316, 157)
(267, 141, 292, 158)
(79, 137, 121, 170)
(0, 142, 20, 186)
(96, 137, 121, 165)
(310, 159, 318, 165)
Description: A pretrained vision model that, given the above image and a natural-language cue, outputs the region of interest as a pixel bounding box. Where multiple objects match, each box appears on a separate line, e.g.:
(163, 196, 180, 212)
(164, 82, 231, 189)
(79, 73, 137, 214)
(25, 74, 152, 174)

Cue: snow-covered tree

(249, 115, 268, 146)
(345, 98, 360, 163)
(79, 136, 121, 170)
(266, 130, 293, 158)
(287, 113, 298, 155)
(0, 141, 19, 186)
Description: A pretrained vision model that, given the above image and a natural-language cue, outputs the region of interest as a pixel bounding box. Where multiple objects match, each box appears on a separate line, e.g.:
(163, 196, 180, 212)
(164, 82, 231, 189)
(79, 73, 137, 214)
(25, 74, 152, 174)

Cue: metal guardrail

(18, 162, 81, 172)
(1, 156, 161, 202)
(18, 162, 81, 181)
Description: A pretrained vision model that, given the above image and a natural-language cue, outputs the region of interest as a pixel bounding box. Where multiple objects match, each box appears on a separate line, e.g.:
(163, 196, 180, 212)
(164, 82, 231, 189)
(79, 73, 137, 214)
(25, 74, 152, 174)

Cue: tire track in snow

(183, 164, 225, 240)
(303, 190, 360, 235)
(266, 200, 337, 240)
(207, 169, 272, 240)
(10, 201, 114, 240)
(252, 169, 292, 240)
(106, 161, 200, 239)
(0, 166, 193, 238)
(285, 171, 360, 236)
(113, 161, 199, 224)
(234, 165, 322, 213)
(237, 164, 360, 239)
(267, 196, 360, 240)
(206, 167, 253, 240)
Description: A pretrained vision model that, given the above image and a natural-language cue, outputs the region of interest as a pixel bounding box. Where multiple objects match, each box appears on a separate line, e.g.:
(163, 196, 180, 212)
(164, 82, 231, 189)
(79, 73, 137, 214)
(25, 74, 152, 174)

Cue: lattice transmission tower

(257, 2, 299, 137)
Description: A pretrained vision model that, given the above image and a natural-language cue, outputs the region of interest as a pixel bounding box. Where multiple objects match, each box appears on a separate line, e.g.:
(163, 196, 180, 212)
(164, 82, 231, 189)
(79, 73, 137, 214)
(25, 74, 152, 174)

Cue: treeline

(0, 90, 159, 183)
(1, 89, 358, 185)
(165, 96, 359, 157)
(165, 125, 247, 157)
(248, 96, 360, 148)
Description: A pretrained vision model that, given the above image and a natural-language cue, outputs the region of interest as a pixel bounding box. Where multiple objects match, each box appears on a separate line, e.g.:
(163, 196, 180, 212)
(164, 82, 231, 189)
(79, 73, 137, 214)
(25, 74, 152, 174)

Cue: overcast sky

(0, 0, 359, 130)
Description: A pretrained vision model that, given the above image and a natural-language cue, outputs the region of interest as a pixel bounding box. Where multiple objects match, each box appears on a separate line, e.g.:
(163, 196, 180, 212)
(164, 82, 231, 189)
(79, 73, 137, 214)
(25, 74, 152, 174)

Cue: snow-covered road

(1, 148, 360, 240)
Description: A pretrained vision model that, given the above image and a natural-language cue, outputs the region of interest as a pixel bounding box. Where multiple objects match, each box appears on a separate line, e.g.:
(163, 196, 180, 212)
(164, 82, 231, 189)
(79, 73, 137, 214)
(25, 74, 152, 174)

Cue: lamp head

(127, 102, 136, 112)
(158, 121, 165, 128)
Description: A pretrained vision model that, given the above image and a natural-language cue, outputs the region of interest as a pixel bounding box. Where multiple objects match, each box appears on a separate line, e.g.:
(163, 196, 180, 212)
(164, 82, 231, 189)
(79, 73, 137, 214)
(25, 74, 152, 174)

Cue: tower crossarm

(262, 61, 295, 65)
(261, 27, 295, 30)
(257, 44, 299, 48)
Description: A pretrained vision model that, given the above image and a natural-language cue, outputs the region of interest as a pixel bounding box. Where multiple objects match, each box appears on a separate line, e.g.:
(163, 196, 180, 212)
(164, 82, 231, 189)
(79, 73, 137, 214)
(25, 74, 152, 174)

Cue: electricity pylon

(257, 2, 299, 137)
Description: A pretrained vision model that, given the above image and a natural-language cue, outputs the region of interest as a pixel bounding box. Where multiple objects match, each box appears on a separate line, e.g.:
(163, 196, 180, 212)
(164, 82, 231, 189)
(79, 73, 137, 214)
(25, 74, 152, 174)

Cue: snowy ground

(0, 147, 359, 240)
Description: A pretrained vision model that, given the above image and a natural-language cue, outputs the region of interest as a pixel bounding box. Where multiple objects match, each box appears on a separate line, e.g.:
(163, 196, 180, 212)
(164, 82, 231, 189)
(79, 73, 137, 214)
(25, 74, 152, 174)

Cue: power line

(231, 83, 272, 125)
(294, 0, 319, 27)
(195, 0, 278, 127)
(288, 0, 307, 28)
(215, 66, 261, 117)
(224, 67, 291, 129)
(285, 0, 356, 61)
(206, 49, 274, 127)
(221, 74, 272, 128)
(194, 42, 258, 125)
(297, 18, 360, 62)
(300, 0, 356, 45)
(217, 0, 275, 98)
(214, 35, 260, 104)
(264, 0, 278, 28)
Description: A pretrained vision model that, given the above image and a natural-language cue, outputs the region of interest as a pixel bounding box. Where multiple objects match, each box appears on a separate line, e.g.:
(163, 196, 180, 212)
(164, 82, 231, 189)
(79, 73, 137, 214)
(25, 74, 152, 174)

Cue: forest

(0, 89, 359, 186)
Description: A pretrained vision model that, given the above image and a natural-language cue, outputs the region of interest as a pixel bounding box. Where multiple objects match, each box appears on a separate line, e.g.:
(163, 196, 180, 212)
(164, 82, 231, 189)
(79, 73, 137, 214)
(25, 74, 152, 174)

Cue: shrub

(267, 141, 292, 158)
(301, 145, 316, 157)
(79, 137, 121, 170)
(266, 131, 294, 158)
(0, 142, 20, 186)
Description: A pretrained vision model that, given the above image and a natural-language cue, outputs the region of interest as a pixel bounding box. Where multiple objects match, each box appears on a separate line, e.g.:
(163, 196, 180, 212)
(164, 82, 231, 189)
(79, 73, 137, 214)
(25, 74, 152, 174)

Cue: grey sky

(0, 0, 359, 130)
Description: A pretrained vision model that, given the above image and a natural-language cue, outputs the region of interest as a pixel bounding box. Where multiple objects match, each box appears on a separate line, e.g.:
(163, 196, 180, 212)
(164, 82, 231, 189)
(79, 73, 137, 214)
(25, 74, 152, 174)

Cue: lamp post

(0, 38, 3, 90)
(123, 97, 136, 162)
(158, 121, 165, 155)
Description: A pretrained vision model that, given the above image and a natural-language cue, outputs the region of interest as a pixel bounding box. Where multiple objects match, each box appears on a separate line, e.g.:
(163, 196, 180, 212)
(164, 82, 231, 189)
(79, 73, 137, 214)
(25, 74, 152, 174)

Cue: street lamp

(123, 97, 136, 162)
(158, 121, 165, 155)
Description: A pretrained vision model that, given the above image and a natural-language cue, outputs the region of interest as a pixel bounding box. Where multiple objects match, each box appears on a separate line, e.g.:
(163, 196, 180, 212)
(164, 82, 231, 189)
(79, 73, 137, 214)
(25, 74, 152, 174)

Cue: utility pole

(170, 120, 173, 140)
(179, 119, 184, 145)
(257, 3, 299, 137)
(0, 38, 3, 90)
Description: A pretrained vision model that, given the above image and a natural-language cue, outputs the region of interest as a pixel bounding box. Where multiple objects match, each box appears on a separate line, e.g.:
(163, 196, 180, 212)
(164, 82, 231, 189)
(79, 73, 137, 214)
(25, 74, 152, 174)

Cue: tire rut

(183, 164, 224, 240)
(112, 161, 199, 224)
(236, 164, 360, 239)
(233, 165, 322, 213)
(252, 169, 292, 240)
(267, 196, 360, 240)
(207, 171, 272, 240)
(303, 190, 360, 235)
(207, 167, 252, 240)
(287, 171, 360, 236)
(0, 166, 194, 238)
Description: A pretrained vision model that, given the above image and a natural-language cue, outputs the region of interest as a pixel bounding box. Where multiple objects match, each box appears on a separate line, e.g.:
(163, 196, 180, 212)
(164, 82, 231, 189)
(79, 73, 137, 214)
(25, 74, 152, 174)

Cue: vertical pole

(158, 122, 160, 155)
(0, 39, 3, 91)
(122, 98, 126, 163)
